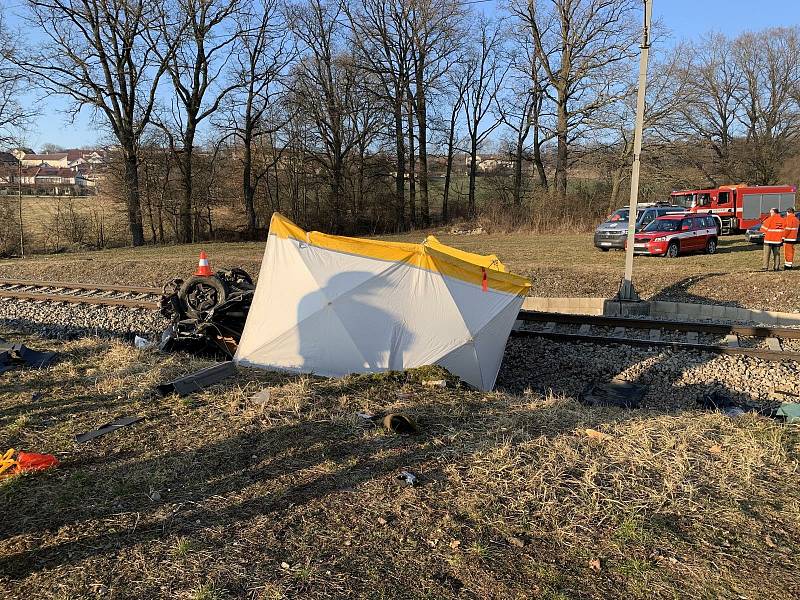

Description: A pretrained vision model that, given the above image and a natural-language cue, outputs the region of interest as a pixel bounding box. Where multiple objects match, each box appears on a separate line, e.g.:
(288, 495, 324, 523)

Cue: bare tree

(463, 18, 507, 217)
(289, 0, 369, 231)
(345, 0, 413, 228)
(158, 0, 242, 242)
(18, 0, 177, 246)
(497, 20, 553, 207)
(676, 32, 744, 184)
(406, 0, 464, 225)
(594, 42, 693, 212)
(220, 0, 293, 237)
(733, 27, 800, 185)
(513, 0, 640, 201)
(0, 12, 29, 145)
(437, 59, 468, 222)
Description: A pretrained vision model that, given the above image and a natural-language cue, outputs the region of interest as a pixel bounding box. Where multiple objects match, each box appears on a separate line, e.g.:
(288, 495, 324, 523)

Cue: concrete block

(766, 337, 782, 351)
(711, 305, 727, 319)
(652, 300, 677, 314)
(685, 331, 699, 344)
(755, 311, 778, 325)
(723, 306, 742, 321)
(723, 334, 739, 347)
(678, 302, 700, 317)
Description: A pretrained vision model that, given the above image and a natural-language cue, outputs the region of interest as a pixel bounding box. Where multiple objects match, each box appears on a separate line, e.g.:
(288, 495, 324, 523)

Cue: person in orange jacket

(783, 207, 799, 270)
(761, 208, 785, 271)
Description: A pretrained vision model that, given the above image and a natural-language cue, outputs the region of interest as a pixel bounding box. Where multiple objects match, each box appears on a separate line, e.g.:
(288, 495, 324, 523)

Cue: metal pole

(618, 0, 652, 301)
(18, 159, 24, 258)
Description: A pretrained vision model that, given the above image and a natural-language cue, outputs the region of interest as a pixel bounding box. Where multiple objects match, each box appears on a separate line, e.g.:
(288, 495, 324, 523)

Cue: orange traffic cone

(194, 251, 213, 276)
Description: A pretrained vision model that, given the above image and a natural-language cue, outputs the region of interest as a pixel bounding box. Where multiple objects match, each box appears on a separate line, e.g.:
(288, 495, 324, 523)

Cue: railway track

(0, 278, 161, 309)
(514, 310, 800, 363)
(0, 277, 798, 363)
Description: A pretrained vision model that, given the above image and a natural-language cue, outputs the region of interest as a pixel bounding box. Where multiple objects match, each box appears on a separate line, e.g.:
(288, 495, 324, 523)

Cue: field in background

(6, 174, 612, 255)
(0, 230, 795, 312)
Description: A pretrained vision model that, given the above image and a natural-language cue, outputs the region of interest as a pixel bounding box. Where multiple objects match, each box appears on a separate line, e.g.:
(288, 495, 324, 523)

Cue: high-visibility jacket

(783, 213, 800, 243)
(761, 214, 785, 245)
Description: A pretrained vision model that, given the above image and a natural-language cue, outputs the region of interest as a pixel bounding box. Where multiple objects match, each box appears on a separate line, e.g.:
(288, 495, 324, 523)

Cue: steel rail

(510, 329, 800, 362)
(517, 310, 800, 340)
(0, 278, 160, 295)
(0, 289, 158, 309)
(0, 279, 160, 309)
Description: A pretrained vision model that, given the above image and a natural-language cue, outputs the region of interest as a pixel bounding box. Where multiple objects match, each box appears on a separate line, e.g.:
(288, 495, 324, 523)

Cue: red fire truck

(669, 184, 796, 235)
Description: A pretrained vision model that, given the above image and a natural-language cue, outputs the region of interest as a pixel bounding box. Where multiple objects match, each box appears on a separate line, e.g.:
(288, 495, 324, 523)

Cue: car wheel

(666, 241, 679, 258)
(178, 275, 227, 319)
(598, 247, 610, 252)
(705, 238, 717, 254)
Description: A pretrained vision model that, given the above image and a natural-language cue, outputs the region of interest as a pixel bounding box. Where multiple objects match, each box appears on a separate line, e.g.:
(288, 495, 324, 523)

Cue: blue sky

(5, 0, 800, 149)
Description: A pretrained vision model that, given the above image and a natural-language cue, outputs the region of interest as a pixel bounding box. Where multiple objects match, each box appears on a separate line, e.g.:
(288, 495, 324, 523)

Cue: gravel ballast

(0, 299, 168, 341)
(497, 336, 797, 411)
(0, 296, 797, 414)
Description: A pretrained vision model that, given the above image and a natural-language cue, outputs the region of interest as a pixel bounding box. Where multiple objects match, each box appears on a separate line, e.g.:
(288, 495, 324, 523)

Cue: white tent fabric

(234, 214, 531, 390)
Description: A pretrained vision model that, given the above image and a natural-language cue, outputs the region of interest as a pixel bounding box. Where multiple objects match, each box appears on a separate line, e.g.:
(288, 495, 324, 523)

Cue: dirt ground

(1, 332, 798, 600)
(0, 230, 796, 312)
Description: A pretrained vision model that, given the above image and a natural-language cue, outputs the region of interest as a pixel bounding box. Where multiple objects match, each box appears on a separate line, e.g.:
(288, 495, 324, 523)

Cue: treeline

(1, 1, 799, 247)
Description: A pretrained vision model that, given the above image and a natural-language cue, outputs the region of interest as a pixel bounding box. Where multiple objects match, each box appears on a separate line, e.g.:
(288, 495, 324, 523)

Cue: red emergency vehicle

(670, 184, 796, 235)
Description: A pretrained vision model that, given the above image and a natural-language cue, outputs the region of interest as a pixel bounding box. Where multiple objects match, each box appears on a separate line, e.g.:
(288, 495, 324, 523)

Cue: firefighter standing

(783, 207, 799, 270)
(761, 208, 785, 271)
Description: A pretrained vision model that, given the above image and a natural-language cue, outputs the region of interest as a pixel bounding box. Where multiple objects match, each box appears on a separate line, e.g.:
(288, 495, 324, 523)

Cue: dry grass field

(0, 229, 799, 599)
(0, 334, 798, 599)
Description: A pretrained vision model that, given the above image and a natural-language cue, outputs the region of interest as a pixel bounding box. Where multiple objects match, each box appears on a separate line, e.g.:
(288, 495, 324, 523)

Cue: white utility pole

(618, 0, 652, 301)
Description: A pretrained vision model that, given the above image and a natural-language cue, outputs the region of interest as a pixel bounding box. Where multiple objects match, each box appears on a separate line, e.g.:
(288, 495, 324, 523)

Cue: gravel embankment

(0, 299, 168, 341)
(0, 295, 796, 415)
(497, 336, 795, 411)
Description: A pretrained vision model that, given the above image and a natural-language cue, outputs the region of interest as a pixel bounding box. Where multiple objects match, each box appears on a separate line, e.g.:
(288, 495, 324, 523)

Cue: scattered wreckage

(159, 261, 255, 358)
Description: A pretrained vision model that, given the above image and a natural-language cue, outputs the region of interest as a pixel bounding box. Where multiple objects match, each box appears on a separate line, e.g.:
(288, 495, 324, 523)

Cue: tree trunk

(468, 135, 478, 217)
(555, 95, 568, 200)
(407, 93, 416, 227)
(122, 148, 145, 246)
(331, 155, 344, 232)
(242, 132, 257, 238)
(513, 133, 524, 207)
(608, 166, 625, 214)
(179, 134, 194, 243)
(394, 97, 406, 229)
(415, 64, 429, 226)
(532, 96, 548, 189)
(443, 101, 459, 223)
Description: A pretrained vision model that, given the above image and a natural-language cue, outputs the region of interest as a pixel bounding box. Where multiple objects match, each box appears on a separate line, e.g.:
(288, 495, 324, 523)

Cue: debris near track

(0, 340, 56, 373)
(159, 263, 255, 358)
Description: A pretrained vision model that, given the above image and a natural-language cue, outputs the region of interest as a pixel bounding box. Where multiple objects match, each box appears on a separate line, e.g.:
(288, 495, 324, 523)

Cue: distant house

(0, 165, 90, 196)
(21, 152, 70, 168)
(0, 168, 14, 187)
(10, 148, 34, 161)
(66, 149, 106, 167)
(0, 152, 19, 167)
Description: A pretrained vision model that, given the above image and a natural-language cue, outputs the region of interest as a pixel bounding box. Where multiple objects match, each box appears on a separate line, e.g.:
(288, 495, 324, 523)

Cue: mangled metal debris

(160, 267, 254, 357)
(156, 361, 237, 397)
(75, 416, 144, 443)
(579, 378, 646, 409)
(0, 340, 57, 374)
